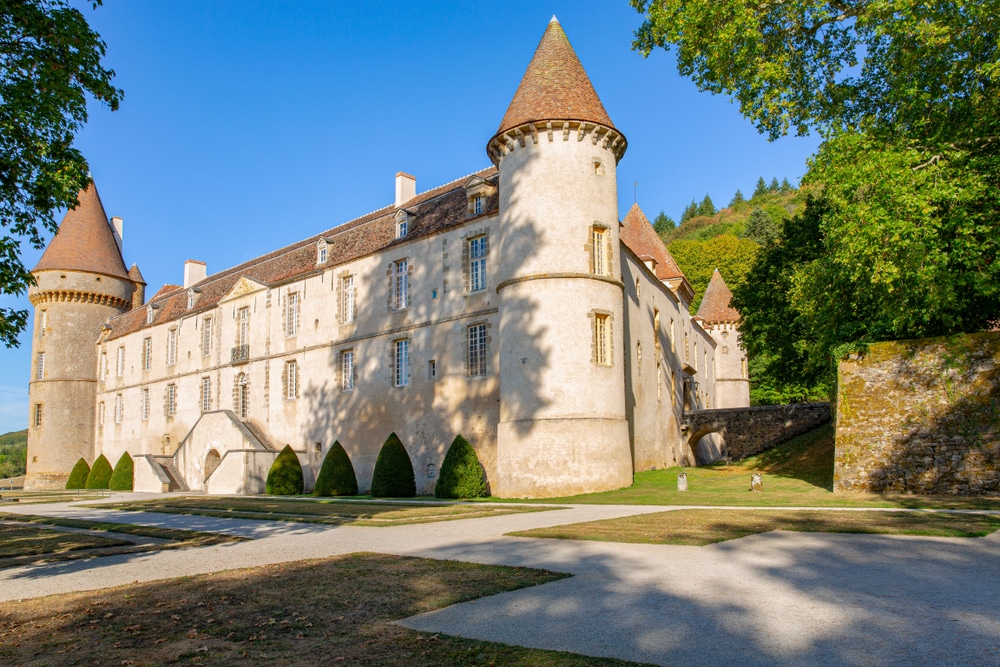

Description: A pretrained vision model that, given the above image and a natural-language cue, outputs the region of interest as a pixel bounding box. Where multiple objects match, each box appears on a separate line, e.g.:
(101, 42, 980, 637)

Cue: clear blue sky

(0, 1, 821, 433)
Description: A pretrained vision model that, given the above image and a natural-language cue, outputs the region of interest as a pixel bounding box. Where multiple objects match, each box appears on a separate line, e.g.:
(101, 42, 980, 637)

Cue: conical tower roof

(494, 17, 617, 137)
(128, 263, 146, 285)
(697, 269, 741, 323)
(620, 203, 687, 281)
(34, 180, 129, 280)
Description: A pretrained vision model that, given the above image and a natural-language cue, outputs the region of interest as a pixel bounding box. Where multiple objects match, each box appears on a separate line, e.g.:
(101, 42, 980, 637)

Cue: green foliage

(109, 452, 133, 491)
(370, 433, 415, 498)
(728, 189, 745, 208)
(696, 194, 716, 217)
(769, 177, 780, 193)
(679, 199, 699, 224)
(668, 234, 759, 313)
(313, 441, 358, 497)
(84, 454, 112, 489)
(266, 445, 304, 495)
(652, 210, 675, 238)
(435, 435, 488, 499)
(65, 458, 90, 489)
(0, 1, 122, 347)
(744, 207, 781, 246)
(780, 178, 793, 194)
(752, 177, 768, 198)
(0, 429, 27, 478)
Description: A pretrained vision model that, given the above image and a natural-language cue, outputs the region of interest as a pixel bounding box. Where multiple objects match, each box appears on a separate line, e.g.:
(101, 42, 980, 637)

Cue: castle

(24, 18, 749, 497)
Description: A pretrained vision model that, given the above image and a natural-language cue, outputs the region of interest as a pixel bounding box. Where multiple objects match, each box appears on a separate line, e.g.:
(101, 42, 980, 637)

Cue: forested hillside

(0, 429, 27, 478)
(651, 177, 813, 313)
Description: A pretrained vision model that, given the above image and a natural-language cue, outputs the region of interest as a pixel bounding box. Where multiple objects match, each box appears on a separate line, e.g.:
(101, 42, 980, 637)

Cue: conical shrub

(266, 445, 304, 495)
(84, 454, 113, 489)
(370, 432, 415, 498)
(109, 452, 134, 491)
(435, 435, 488, 499)
(66, 458, 91, 490)
(314, 441, 358, 496)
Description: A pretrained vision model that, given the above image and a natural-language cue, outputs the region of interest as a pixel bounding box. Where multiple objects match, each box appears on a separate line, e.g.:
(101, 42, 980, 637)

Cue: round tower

(24, 180, 135, 489)
(488, 18, 632, 497)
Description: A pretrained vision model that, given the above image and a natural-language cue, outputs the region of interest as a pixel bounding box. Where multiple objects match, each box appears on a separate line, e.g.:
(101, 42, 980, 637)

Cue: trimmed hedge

(66, 458, 91, 490)
(370, 432, 415, 498)
(109, 452, 134, 491)
(84, 454, 113, 489)
(266, 445, 304, 495)
(314, 441, 358, 497)
(435, 435, 488, 499)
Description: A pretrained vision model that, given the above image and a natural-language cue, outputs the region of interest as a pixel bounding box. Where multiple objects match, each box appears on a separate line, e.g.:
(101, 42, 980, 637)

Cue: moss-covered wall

(835, 332, 1000, 495)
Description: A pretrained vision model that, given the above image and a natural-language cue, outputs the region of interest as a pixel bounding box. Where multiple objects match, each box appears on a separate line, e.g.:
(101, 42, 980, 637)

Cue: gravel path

(2, 494, 998, 666)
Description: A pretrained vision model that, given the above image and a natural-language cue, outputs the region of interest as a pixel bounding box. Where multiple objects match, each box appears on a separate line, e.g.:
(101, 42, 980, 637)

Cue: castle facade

(24, 19, 748, 497)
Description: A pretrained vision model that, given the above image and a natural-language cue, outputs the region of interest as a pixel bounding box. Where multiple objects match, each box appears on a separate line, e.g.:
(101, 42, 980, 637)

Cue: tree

(0, 1, 122, 347)
(679, 199, 699, 223)
(652, 210, 675, 237)
(435, 435, 488, 499)
(752, 177, 768, 198)
(728, 189, 745, 208)
(779, 178, 792, 194)
(370, 432, 415, 498)
(668, 234, 759, 313)
(313, 441, 358, 496)
(744, 207, 780, 247)
(266, 445, 304, 495)
(109, 451, 133, 491)
(695, 194, 716, 217)
(768, 177, 780, 193)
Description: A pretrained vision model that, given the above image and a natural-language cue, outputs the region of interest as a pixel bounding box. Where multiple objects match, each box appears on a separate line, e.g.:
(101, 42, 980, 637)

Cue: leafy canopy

(435, 435, 488, 499)
(266, 445, 304, 495)
(314, 441, 358, 497)
(370, 432, 415, 498)
(0, 1, 122, 347)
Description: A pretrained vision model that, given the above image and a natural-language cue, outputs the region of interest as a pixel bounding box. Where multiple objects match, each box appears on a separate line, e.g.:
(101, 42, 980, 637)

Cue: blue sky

(0, 1, 821, 433)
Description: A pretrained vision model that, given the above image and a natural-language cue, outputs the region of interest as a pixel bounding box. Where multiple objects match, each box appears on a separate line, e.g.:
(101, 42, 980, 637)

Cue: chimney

(395, 172, 416, 207)
(184, 260, 207, 288)
(110, 216, 124, 253)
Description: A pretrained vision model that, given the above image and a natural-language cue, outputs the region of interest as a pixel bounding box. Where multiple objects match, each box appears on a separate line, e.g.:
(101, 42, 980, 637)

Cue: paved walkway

(2, 494, 999, 666)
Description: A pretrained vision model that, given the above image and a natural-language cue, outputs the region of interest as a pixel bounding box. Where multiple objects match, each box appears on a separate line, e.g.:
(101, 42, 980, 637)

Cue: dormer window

(473, 195, 483, 215)
(395, 210, 413, 239)
(186, 287, 201, 310)
(146, 305, 155, 324)
(317, 239, 328, 264)
(463, 175, 497, 217)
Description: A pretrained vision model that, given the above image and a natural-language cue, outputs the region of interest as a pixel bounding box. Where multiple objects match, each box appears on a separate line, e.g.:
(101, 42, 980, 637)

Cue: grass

(100, 496, 561, 526)
(0, 489, 111, 505)
(0, 553, 648, 667)
(0, 514, 244, 568)
(502, 424, 1000, 510)
(511, 508, 1000, 546)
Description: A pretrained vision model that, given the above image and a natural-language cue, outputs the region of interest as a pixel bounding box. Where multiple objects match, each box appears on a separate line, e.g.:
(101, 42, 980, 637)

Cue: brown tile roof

(494, 18, 617, 138)
(696, 269, 741, 323)
(105, 168, 499, 341)
(34, 180, 130, 280)
(128, 263, 146, 285)
(619, 203, 686, 281)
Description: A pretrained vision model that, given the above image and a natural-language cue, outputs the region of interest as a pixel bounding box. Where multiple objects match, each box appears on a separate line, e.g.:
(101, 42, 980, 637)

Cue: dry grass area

(510, 509, 1000, 546)
(102, 497, 559, 526)
(0, 514, 244, 568)
(0, 553, 646, 667)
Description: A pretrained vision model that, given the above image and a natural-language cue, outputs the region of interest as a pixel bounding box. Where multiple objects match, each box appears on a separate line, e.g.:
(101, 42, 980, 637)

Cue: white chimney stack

(184, 260, 207, 288)
(395, 172, 416, 207)
(110, 216, 124, 253)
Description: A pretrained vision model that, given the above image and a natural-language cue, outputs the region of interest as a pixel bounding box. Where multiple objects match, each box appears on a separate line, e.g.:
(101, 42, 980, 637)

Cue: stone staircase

(242, 419, 278, 451)
(154, 457, 189, 492)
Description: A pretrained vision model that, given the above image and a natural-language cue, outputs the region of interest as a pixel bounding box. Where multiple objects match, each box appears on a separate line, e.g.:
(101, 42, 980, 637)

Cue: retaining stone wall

(684, 403, 831, 461)
(835, 332, 1000, 495)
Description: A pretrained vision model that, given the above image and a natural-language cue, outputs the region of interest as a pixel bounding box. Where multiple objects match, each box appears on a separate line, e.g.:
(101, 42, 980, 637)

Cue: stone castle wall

(835, 332, 1000, 496)
(683, 403, 831, 462)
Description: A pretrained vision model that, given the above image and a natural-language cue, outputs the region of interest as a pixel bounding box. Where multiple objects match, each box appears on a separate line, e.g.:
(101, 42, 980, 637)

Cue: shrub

(84, 454, 113, 489)
(314, 441, 358, 497)
(435, 435, 488, 499)
(66, 458, 91, 489)
(266, 445, 303, 495)
(370, 432, 415, 498)
(109, 452, 134, 491)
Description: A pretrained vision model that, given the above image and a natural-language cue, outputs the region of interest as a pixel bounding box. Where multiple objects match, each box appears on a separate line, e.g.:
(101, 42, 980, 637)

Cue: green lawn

(101, 497, 561, 526)
(511, 508, 1000, 546)
(502, 424, 1000, 510)
(0, 523, 132, 559)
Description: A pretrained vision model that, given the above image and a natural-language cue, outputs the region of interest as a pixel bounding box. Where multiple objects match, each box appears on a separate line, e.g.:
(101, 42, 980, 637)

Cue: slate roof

(619, 203, 687, 281)
(494, 17, 617, 138)
(34, 180, 130, 280)
(696, 269, 741, 323)
(105, 168, 499, 341)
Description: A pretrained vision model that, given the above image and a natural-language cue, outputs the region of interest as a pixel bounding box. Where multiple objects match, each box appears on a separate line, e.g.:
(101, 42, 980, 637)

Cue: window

(636, 342, 642, 377)
(635, 277, 640, 298)
(201, 377, 212, 412)
(285, 292, 300, 336)
(166, 384, 177, 416)
(285, 360, 298, 399)
(396, 216, 408, 238)
(202, 316, 213, 357)
(143, 337, 152, 371)
(237, 307, 249, 347)
(473, 195, 483, 215)
(97, 402, 105, 426)
(141, 387, 150, 421)
(317, 241, 328, 264)
(393, 339, 409, 387)
(653, 310, 660, 351)
(187, 291, 195, 310)
(393, 259, 409, 310)
(32, 403, 42, 428)
(467, 324, 487, 376)
(114, 394, 123, 424)
(146, 307, 154, 324)
(36, 352, 45, 380)
(100, 351, 107, 381)
(236, 373, 249, 419)
(591, 227, 609, 276)
(116, 346, 125, 378)
(39, 310, 46, 337)
(594, 314, 610, 366)
(670, 319, 676, 353)
(428, 359, 436, 379)
(341, 349, 355, 391)
(657, 361, 663, 401)
(469, 236, 487, 292)
(341, 275, 356, 323)
(167, 329, 177, 366)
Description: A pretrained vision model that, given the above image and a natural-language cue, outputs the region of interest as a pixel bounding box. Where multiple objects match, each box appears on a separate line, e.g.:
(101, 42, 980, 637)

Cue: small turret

(697, 269, 750, 408)
(24, 179, 136, 489)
